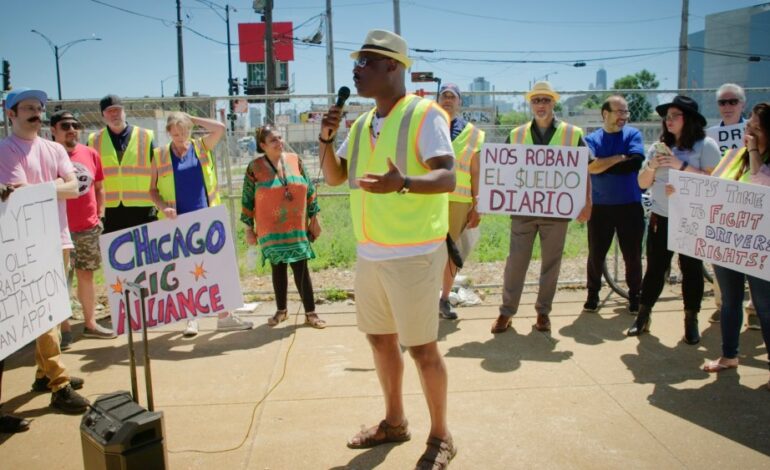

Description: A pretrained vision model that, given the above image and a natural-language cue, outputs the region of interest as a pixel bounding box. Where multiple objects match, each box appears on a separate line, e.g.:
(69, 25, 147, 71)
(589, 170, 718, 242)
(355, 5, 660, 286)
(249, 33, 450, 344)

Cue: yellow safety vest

(153, 139, 221, 219)
(449, 122, 484, 203)
(346, 94, 449, 246)
(88, 127, 154, 207)
(509, 120, 583, 146)
(711, 147, 752, 182)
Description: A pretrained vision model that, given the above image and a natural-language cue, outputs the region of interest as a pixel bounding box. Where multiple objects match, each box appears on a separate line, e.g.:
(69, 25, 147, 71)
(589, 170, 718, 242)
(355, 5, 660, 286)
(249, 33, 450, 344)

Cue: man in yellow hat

(320, 29, 458, 469)
(491, 81, 591, 334)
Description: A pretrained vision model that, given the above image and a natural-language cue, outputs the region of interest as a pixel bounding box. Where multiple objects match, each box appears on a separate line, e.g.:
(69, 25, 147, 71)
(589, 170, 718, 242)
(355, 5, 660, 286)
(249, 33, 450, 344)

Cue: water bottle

(246, 246, 258, 270)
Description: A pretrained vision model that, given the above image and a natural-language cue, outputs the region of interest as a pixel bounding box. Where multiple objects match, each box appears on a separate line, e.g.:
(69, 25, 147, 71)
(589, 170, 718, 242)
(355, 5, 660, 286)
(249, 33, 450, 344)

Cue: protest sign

(707, 122, 745, 154)
(668, 170, 770, 281)
(478, 143, 588, 219)
(100, 205, 244, 335)
(0, 183, 71, 361)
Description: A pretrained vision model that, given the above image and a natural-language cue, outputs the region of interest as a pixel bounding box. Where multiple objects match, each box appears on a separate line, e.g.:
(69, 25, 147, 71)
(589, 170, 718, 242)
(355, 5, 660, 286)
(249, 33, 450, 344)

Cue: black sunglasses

(57, 121, 83, 131)
(717, 98, 740, 106)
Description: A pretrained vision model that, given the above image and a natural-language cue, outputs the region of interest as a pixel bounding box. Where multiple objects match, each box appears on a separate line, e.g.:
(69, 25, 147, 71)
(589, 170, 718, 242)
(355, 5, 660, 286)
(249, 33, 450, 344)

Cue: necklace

(265, 154, 293, 201)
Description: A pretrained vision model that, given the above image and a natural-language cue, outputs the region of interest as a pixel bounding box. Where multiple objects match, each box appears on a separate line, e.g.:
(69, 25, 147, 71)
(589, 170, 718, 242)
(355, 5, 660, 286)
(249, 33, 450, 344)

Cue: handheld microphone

(335, 86, 350, 109)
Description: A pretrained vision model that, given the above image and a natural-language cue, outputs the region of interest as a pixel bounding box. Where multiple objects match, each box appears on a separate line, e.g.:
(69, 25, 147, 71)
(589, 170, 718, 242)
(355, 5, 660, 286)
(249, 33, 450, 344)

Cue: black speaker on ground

(80, 391, 167, 469)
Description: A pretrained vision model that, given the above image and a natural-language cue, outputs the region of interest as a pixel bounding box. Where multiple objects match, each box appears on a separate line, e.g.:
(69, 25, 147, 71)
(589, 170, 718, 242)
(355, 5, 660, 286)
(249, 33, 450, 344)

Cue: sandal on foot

(347, 419, 411, 449)
(305, 313, 326, 329)
(415, 435, 457, 470)
(703, 359, 738, 373)
(267, 310, 288, 327)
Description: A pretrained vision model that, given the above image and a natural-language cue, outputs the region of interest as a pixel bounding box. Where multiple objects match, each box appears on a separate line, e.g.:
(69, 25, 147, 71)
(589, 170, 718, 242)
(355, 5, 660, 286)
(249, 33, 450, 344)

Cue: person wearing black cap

(50, 110, 115, 340)
(628, 95, 721, 344)
(88, 94, 157, 233)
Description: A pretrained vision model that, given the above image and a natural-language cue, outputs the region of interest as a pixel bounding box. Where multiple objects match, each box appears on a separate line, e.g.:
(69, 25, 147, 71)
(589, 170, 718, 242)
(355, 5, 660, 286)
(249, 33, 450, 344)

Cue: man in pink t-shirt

(0, 88, 90, 416)
(50, 110, 116, 340)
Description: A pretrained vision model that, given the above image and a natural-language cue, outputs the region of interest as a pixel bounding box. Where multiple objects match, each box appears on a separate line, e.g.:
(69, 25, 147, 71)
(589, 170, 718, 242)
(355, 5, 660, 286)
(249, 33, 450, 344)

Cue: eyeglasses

(665, 113, 684, 121)
(353, 56, 388, 68)
(610, 109, 630, 116)
(18, 105, 44, 113)
(717, 98, 741, 106)
(530, 97, 553, 105)
(57, 122, 82, 131)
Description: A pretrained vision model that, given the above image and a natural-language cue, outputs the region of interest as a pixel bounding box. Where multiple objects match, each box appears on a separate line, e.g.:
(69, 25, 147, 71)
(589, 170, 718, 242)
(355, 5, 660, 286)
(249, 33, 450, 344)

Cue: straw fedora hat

(525, 81, 560, 102)
(350, 29, 413, 68)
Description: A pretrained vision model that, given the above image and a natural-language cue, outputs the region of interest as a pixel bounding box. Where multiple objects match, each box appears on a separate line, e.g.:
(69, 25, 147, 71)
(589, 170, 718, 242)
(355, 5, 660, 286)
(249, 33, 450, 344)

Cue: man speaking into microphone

(320, 29, 458, 469)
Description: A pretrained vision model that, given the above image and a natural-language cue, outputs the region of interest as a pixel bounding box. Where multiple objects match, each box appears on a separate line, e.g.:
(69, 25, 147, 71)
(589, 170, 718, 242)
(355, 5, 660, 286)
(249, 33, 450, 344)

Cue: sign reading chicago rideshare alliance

(100, 205, 244, 335)
(478, 143, 588, 219)
(0, 184, 71, 361)
(668, 170, 770, 281)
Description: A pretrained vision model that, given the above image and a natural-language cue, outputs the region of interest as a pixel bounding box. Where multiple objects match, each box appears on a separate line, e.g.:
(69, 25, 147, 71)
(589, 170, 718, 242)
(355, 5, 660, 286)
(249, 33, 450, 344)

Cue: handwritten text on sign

(478, 143, 588, 219)
(668, 170, 770, 281)
(0, 184, 70, 361)
(100, 205, 244, 335)
(707, 122, 745, 154)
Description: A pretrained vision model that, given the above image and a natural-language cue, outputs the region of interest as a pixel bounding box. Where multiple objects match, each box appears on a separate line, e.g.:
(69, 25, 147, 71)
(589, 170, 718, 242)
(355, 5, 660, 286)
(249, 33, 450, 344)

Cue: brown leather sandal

(415, 435, 457, 470)
(347, 419, 411, 449)
(304, 313, 326, 329)
(267, 310, 288, 327)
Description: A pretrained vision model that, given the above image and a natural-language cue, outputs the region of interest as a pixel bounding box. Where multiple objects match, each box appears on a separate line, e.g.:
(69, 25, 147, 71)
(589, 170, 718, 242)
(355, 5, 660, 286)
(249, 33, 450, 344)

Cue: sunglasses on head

(718, 98, 740, 106)
(57, 121, 82, 131)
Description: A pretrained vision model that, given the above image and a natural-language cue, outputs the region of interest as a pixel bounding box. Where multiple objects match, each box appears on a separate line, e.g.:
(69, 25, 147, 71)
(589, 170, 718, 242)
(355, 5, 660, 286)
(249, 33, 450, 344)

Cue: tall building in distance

(468, 76, 491, 108)
(687, 3, 770, 116)
(595, 68, 607, 90)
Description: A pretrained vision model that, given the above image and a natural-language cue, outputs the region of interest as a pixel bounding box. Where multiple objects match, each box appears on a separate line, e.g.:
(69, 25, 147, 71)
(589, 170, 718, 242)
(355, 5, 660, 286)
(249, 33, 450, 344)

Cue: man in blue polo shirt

(583, 95, 645, 314)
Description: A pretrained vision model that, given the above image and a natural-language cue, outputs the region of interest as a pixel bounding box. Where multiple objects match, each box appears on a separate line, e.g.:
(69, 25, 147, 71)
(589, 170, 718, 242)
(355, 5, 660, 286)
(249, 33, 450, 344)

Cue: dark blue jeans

(714, 265, 770, 370)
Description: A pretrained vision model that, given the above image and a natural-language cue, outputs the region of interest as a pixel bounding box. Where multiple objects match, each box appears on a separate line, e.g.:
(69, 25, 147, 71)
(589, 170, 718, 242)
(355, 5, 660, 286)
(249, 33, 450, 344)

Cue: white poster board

(707, 122, 745, 154)
(0, 183, 71, 360)
(668, 170, 770, 281)
(100, 205, 244, 335)
(478, 143, 588, 219)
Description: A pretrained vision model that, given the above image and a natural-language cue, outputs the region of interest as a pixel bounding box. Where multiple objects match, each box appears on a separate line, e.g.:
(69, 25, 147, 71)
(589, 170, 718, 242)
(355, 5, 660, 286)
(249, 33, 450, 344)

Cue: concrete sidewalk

(1, 287, 768, 469)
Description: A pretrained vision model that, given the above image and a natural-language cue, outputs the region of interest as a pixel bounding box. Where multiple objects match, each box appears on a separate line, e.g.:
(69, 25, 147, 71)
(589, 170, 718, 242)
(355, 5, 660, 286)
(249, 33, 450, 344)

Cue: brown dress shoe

(491, 315, 512, 334)
(534, 314, 551, 332)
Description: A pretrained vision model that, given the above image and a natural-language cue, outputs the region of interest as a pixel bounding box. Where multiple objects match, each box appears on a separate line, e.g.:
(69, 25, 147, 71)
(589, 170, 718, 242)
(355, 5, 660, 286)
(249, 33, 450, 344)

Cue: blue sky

(0, 0, 765, 100)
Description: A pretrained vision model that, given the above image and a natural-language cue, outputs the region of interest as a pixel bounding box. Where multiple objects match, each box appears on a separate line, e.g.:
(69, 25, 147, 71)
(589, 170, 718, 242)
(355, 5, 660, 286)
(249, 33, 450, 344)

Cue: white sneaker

(183, 320, 199, 337)
(217, 314, 253, 331)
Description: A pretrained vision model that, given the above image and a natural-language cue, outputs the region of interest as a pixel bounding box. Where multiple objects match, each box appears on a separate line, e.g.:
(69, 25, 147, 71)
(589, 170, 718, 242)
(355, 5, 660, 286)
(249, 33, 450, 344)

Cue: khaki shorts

(354, 247, 447, 347)
(71, 224, 103, 271)
(448, 201, 472, 242)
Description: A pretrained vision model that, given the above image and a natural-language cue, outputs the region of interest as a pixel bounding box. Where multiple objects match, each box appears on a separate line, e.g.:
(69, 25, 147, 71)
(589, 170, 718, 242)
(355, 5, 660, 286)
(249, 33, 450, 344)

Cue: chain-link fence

(1, 88, 768, 284)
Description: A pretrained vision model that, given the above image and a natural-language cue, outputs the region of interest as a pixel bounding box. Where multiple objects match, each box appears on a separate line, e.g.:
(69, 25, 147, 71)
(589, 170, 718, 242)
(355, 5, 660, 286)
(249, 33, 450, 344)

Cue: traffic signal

(2, 60, 10, 91)
(228, 78, 239, 95)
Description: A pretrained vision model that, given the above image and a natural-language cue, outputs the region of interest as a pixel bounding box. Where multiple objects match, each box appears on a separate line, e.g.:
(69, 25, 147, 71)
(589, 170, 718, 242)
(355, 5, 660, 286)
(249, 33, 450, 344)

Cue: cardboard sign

(100, 205, 244, 335)
(478, 143, 588, 219)
(707, 122, 745, 154)
(0, 184, 71, 361)
(668, 170, 770, 281)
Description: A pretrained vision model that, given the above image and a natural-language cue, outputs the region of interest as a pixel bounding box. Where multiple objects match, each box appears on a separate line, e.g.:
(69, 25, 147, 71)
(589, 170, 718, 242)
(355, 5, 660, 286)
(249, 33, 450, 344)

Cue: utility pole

(325, 0, 335, 104)
(264, 0, 275, 125)
(176, 0, 186, 97)
(677, 0, 689, 90)
(226, 3, 235, 132)
(393, 0, 401, 35)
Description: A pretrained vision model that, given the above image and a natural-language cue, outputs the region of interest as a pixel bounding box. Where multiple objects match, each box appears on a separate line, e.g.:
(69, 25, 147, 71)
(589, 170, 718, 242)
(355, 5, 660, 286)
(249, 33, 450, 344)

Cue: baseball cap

(49, 110, 80, 127)
(439, 83, 461, 99)
(5, 88, 48, 110)
(99, 94, 123, 113)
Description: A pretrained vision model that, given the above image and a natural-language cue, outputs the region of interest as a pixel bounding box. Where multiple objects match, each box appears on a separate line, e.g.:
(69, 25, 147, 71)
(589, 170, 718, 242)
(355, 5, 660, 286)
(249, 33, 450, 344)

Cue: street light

(161, 75, 178, 98)
(31, 29, 101, 100)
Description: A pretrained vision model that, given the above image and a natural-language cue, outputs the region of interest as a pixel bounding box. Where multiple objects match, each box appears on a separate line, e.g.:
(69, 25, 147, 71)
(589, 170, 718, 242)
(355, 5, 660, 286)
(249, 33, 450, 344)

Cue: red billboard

(238, 22, 294, 63)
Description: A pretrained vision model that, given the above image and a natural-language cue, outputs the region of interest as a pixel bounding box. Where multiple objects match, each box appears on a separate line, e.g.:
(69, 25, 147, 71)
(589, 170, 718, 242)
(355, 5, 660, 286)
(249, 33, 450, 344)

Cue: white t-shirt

(336, 104, 454, 260)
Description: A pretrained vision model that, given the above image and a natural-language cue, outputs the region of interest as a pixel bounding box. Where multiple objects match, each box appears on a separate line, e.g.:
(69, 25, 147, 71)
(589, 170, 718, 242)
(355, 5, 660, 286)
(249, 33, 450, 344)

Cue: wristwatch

(398, 176, 411, 194)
